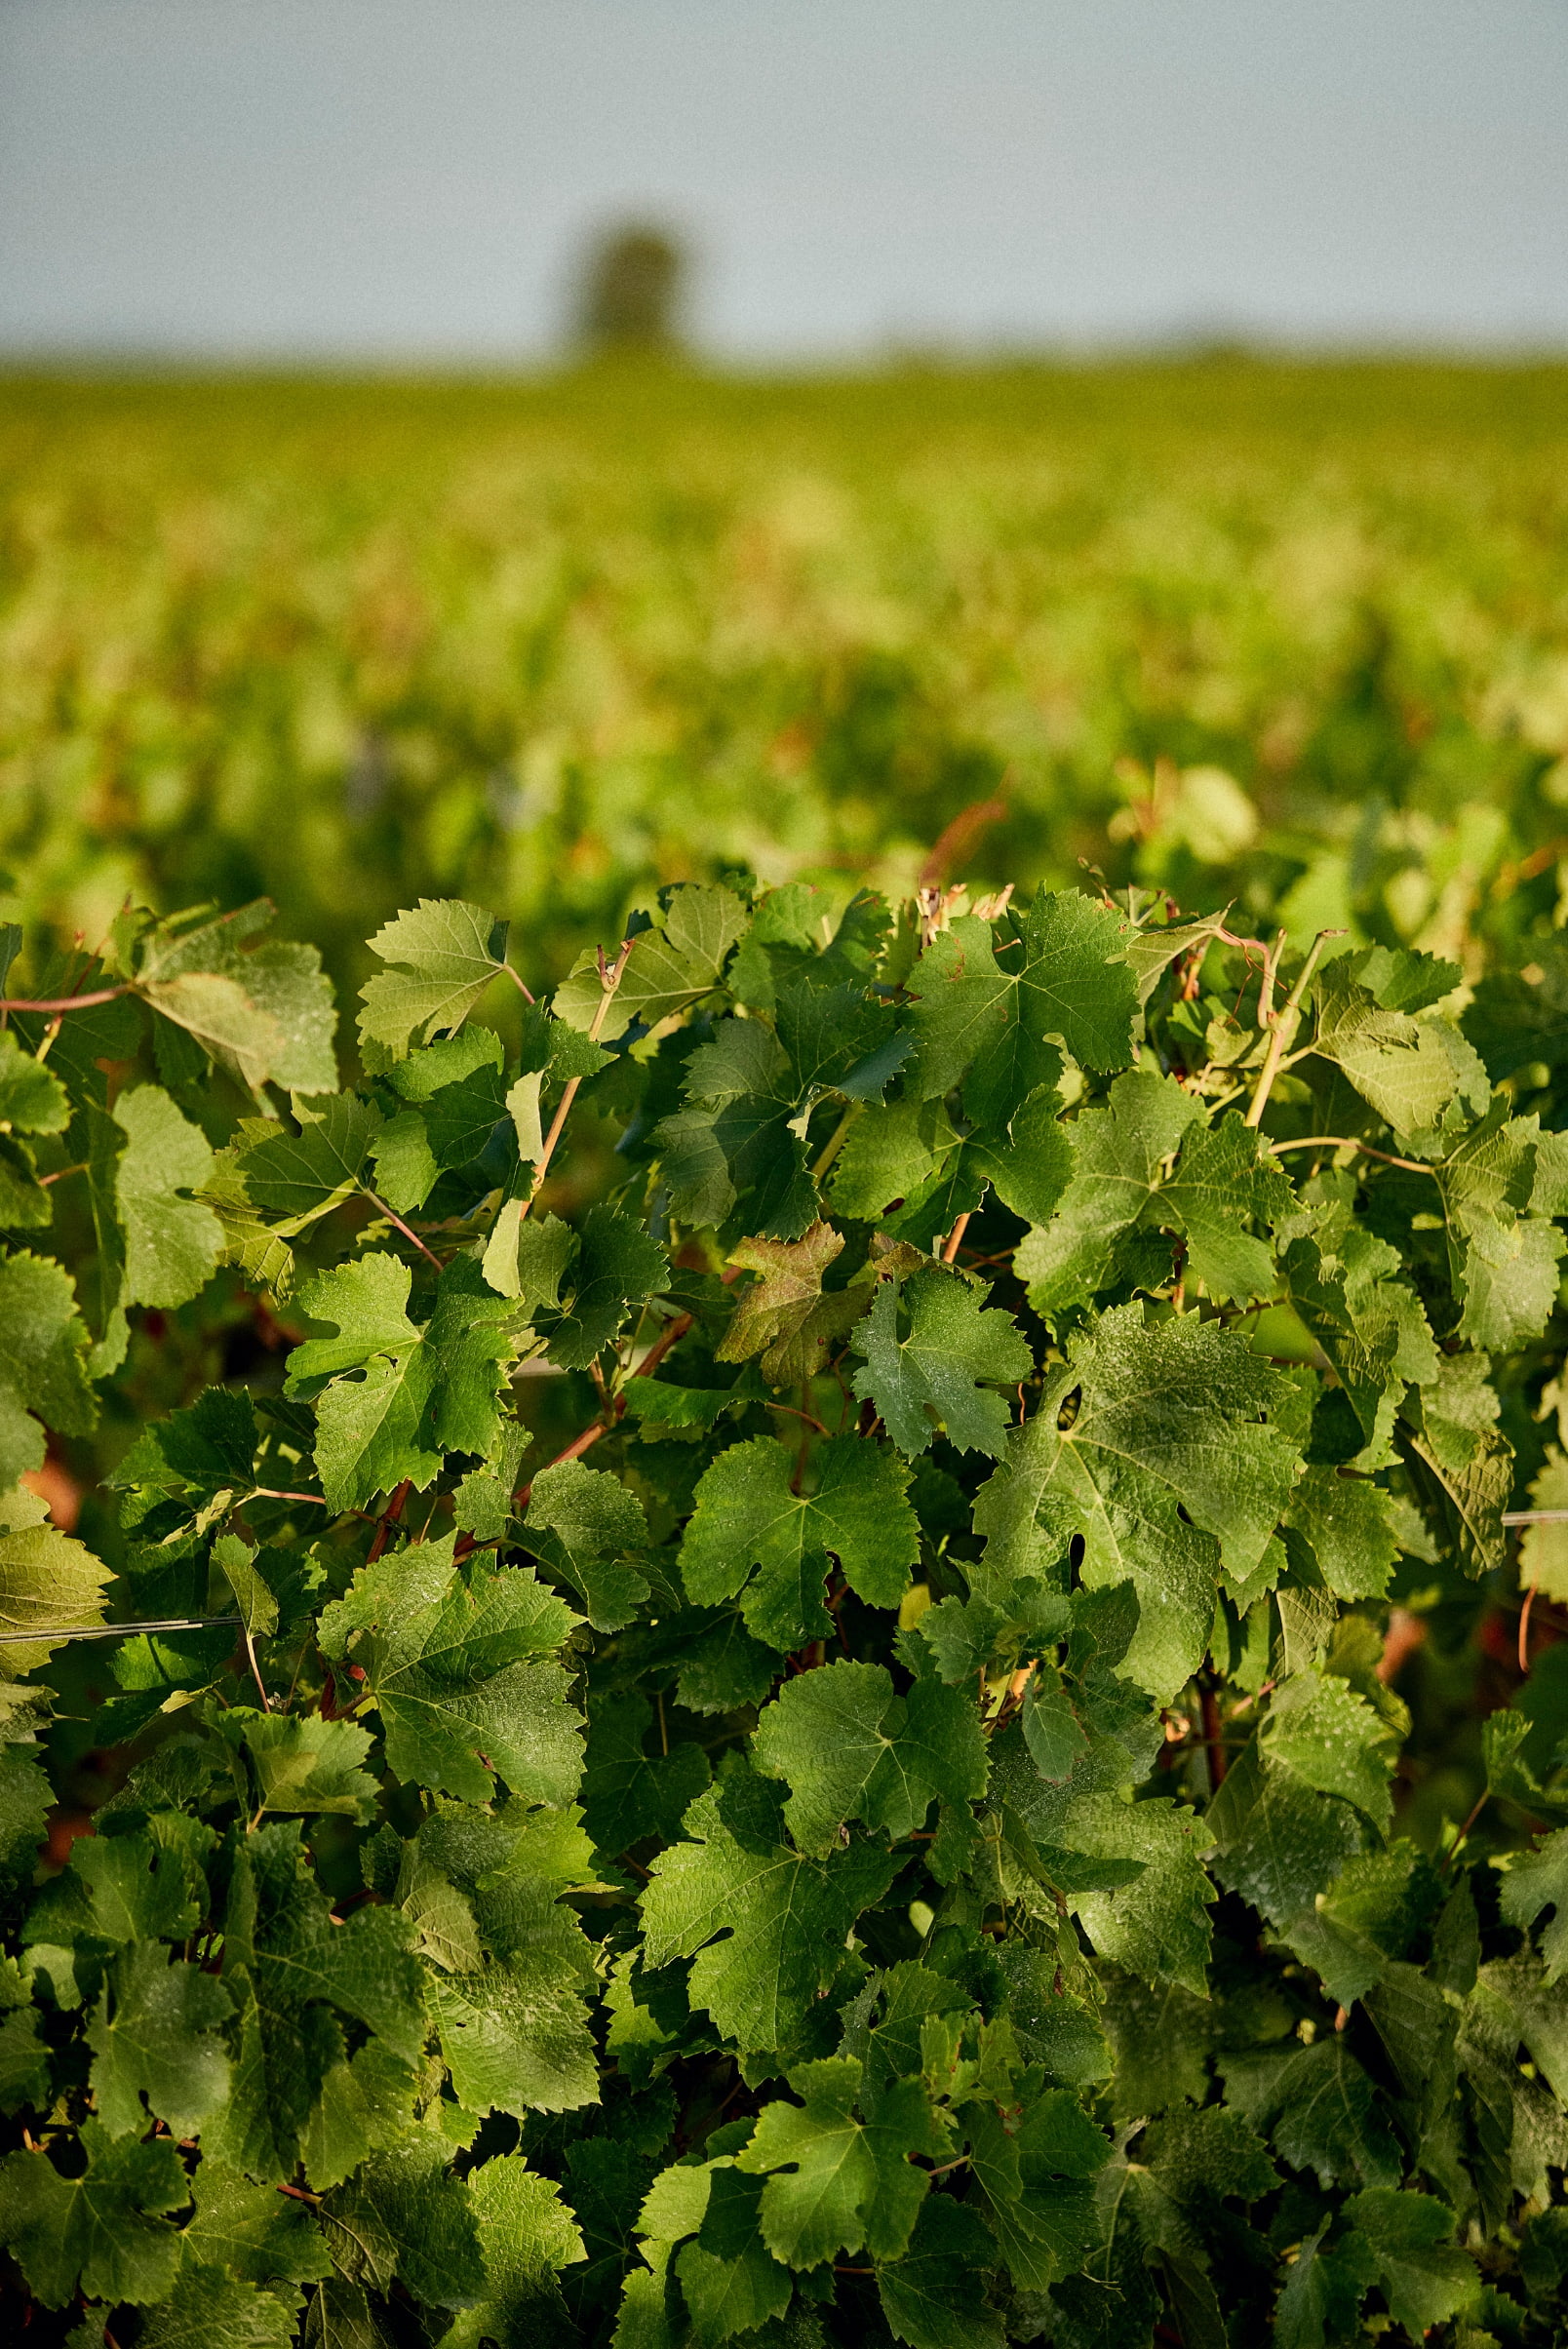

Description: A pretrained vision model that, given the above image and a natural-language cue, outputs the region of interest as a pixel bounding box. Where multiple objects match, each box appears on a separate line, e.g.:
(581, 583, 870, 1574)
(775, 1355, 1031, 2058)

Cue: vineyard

(0, 364, 1566, 2345)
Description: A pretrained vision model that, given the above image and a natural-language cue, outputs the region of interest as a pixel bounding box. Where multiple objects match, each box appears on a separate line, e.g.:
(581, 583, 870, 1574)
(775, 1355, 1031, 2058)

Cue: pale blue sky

(1, 0, 1565, 360)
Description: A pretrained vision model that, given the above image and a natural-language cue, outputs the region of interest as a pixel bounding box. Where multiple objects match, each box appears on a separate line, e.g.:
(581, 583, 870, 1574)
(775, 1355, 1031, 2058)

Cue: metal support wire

(0, 1616, 242, 1647)
(1503, 1510, 1568, 1526)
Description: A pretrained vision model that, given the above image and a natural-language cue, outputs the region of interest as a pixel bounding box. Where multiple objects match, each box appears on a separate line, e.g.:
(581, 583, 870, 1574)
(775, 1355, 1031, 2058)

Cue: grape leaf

(1308, 961, 1464, 1137)
(0, 2119, 188, 2307)
(0, 1510, 111, 1683)
(221, 1710, 381, 1822)
(1518, 1445, 1568, 1604)
(444, 2156, 584, 2349)
(640, 1762, 897, 2050)
(228, 1092, 382, 1224)
(716, 1222, 868, 1388)
(115, 1076, 225, 1306)
(736, 2055, 942, 2265)
(910, 892, 1137, 1103)
(184, 2160, 333, 2283)
(1337, 2188, 1480, 2334)
(1398, 1350, 1510, 1578)
(137, 2267, 300, 2349)
(984, 1306, 1301, 1701)
(1283, 1466, 1398, 1602)
(132, 902, 337, 1095)
(752, 1659, 987, 1854)
(0, 1031, 69, 1135)
(321, 2135, 485, 2310)
(851, 1265, 1031, 1460)
(0, 1249, 97, 1484)
(555, 883, 748, 1043)
(1015, 1070, 1198, 1319)
(581, 1690, 712, 1859)
(523, 1458, 651, 1632)
(322, 1540, 583, 1805)
(675, 2164, 794, 2344)
(874, 2194, 1002, 2349)
(1435, 1108, 1568, 1351)
(680, 1433, 920, 1649)
(206, 1821, 424, 2180)
(1261, 1671, 1397, 1834)
(87, 1942, 233, 2138)
(1220, 2038, 1400, 2191)
(1499, 1826, 1568, 1981)
(544, 1204, 668, 1371)
(358, 898, 517, 1058)
(287, 1252, 439, 1507)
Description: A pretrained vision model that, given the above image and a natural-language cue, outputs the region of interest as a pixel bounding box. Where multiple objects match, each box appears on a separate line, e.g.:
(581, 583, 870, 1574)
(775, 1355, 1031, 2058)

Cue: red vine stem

(0, 986, 129, 1013)
(1519, 1582, 1540, 1676)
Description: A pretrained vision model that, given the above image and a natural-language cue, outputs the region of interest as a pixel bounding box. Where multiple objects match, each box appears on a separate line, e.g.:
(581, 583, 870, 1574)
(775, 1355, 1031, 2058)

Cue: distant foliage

(575, 223, 688, 351)
(4, 364, 1567, 1025)
(1, 869, 1566, 2343)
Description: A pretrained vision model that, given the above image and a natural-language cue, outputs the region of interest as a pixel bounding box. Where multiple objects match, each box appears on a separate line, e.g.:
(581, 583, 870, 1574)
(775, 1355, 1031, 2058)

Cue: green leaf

(221, 1710, 381, 1822)
(981, 1307, 1301, 1702)
(1274, 2221, 1376, 2349)
(290, 1250, 422, 1382)
(137, 2267, 300, 2349)
(1207, 1741, 1367, 1932)
(1518, 1444, 1568, 1604)
(1309, 960, 1464, 1136)
(0, 1250, 97, 1484)
(1014, 1069, 1199, 1319)
(1281, 1213, 1438, 1457)
(1398, 1349, 1510, 1578)
(287, 1253, 440, 1508)
(910, 892, 1137, 1104)
(0, 1030, 69, 1135)
(1063, 1794, 1216, 1995)
(228, 1090, 382, 1233)
(1282, 1466, 1398, 1601)
(716, 1223, 867, 1388)
(0, 2119, 188, 2307)
(555, 883, 748, 1044)
(737, 2055, 942, 2265)
(640, 1761, 897, 2050)
(524, 1459, 650, 1632)
(1261, 1671, 1396, 1834)
(302, 2276, 391, 2349)
(1499, 1826, 1568, 1981)
(184, 2160, 333, 2283)
(851, 1265, 1031, 1460)
(207, 1821, 425, 2180)
(1338, 2187, 1480, 2334)
(674, 2164, 794, 2345)
(874, 2193, 1003, 2349)
(1220, 2038, 1400, 2190)
(87, 1941, 233, 2136)
(321, 2135, 485, 2310)
(1436, 1109, 1568, 1351)
(444, 2156, 584, 2349)
(358, 898, 516, 1057)
(752, 1659, 987, 1854)
(680, 1434, 920, 1650)
(0, 1511, 111, 1682)
(323, 1540, 583, 1805)
(1159, 1112, 1293, 1303)
(133, 902, 336, 1095)
(545, 1204, 668, 1371)
(414, 1801, 603, 2117)
(300, 2041, 420, 2194)
(582, 1690, 712, 1858)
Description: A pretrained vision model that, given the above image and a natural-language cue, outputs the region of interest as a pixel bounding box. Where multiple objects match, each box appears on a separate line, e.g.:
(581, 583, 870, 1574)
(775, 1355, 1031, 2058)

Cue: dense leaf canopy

(0, 873, 1565, 2346)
